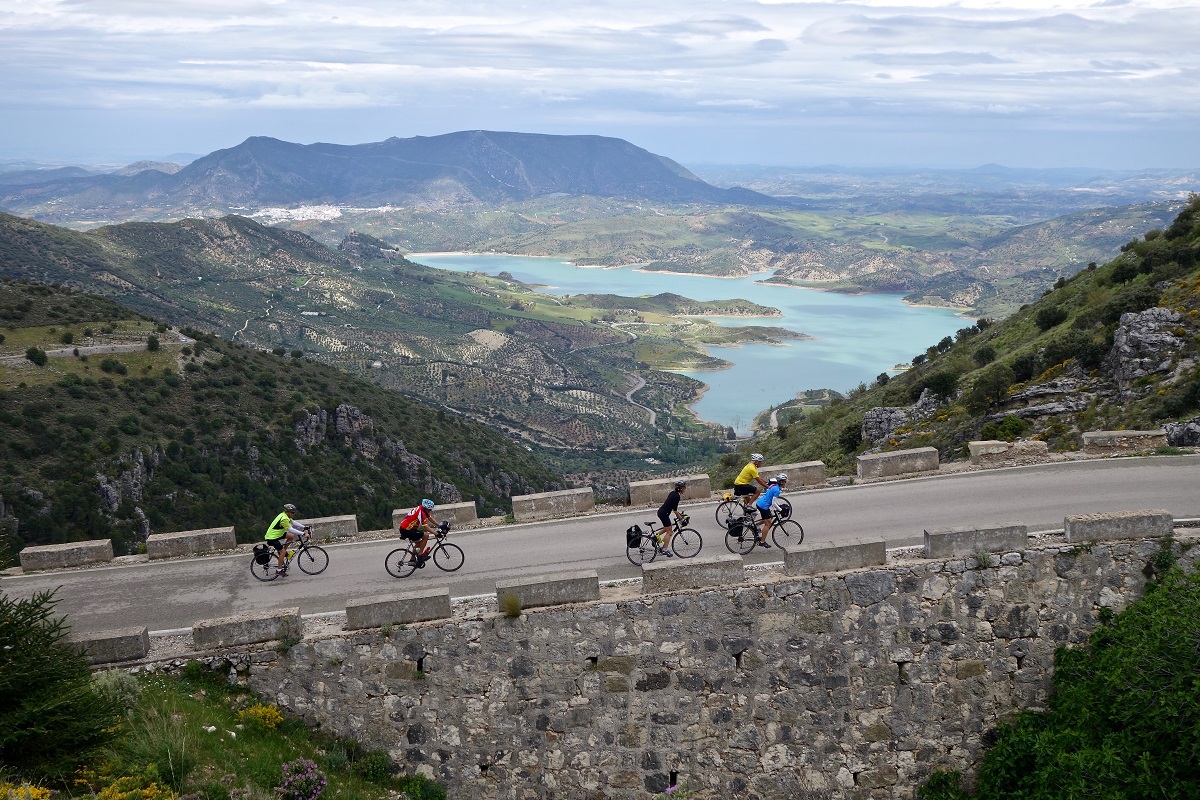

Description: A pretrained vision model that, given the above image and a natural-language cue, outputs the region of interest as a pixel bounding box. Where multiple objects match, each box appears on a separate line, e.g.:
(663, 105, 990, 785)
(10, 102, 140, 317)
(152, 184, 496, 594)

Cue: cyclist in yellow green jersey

(732, 453, 769, 509)
(264, 503, 310, 576)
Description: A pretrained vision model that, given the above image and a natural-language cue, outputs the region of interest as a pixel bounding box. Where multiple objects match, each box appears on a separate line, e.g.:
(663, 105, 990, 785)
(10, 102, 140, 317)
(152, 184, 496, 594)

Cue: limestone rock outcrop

(1107, 307, 1183, 384)
(861, 388, 939, 446)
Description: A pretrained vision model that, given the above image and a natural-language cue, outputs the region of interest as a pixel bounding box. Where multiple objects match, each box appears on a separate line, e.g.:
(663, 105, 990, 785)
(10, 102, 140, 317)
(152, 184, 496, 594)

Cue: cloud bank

(1, 0, 1197, 167)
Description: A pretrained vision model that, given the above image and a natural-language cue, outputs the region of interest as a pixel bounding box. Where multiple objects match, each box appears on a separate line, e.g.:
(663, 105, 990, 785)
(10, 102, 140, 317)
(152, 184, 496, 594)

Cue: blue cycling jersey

(755, 484, 780, 511)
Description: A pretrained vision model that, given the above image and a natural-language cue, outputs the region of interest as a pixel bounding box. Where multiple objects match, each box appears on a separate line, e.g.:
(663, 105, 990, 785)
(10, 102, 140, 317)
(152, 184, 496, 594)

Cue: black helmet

(283, 503, 297, 512)
(674, 480, 686, 490)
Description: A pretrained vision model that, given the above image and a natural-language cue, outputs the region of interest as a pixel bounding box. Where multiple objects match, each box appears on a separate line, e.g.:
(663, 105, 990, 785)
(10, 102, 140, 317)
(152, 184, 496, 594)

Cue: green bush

(922, 568, 1200, 798)
(1034, 305, 1068, 331)
(24, 348, 46, 367)
(0, 590, 123, 780)
(980, 415, 1030, 441)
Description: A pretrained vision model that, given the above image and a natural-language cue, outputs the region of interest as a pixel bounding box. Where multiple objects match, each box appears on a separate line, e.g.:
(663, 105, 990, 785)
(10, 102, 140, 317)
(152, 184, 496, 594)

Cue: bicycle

(385, 521, 464, 578)
(625, 514, 703, 566)
(724, 503, 804, 555)
(715, 491, 791, 527)
(250, 529, 329, 581)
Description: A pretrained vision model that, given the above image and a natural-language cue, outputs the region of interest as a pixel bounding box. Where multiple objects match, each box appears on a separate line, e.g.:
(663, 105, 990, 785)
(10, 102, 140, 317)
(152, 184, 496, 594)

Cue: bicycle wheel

(714, 499, 741, 527)
(724, 520, 757, 555)
(250, 555, 278, 582)
(295, 544, 329, 575)
(385, 545, 419, 578)
(433, 542, 465, 572)
(771, 519, 804, 549)
(626, 534, 658, 566)
(671, 527, 703, 559)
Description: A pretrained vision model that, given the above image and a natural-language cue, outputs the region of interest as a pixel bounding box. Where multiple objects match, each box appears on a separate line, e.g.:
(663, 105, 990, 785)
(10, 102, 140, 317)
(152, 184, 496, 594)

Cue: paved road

(4, 456, 1199, 635)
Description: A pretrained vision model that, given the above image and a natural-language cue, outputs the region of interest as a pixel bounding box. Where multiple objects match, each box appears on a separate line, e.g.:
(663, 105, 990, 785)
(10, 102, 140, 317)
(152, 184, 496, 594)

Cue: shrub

(0, 783, 52, 800)
(146, 335, 159, 352)
(93, 670, 142, 710)
(0, 590, 123, 780)
(980, 414, 1030, 442)
(1034, 305, 1068, 331)
(236, 702, 284, 731)
(838, 419, 864, 453)
(964, 363, 1015, 414)
(972, 344, 996, 367)
(276, 757, 327, 800)
(919, 370, 960, 402)
(24, 347, 46, 367)
(499, 594, 523, 619)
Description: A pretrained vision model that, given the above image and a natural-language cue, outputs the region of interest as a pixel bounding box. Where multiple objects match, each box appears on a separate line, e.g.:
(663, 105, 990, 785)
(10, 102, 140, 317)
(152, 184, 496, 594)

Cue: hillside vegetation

(715, 194, 1200, 484)
(0, 280, 559, 562)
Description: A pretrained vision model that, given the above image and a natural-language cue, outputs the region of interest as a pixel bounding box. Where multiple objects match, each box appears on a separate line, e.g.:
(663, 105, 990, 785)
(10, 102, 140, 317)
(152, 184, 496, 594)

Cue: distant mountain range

(0, 131, 776, 223)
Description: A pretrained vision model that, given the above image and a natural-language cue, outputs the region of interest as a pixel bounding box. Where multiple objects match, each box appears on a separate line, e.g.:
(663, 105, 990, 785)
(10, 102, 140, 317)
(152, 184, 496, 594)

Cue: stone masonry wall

(236, 535, 1196, 800)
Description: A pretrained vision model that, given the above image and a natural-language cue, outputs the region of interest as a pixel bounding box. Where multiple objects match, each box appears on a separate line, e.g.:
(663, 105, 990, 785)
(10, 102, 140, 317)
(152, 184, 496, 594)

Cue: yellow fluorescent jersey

(734, 463, 759, 485)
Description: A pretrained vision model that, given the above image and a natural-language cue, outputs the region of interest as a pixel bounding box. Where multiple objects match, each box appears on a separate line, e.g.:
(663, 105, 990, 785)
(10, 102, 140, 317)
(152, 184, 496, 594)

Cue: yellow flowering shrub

(236, 702, 284, 730)
(95, 775, 177, 800)
(0, 782, 52, 800)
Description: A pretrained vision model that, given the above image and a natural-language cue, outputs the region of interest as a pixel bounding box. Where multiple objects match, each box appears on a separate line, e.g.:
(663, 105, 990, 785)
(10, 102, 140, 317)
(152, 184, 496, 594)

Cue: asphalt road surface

(4, 455, 1199, 636)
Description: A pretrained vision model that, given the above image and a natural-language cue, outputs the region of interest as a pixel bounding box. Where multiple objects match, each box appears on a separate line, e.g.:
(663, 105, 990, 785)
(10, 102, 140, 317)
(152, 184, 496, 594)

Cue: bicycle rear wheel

(626, 535, 658, 566)
(724, 520, 757, 555)
(671, 527, 703, 558)
(771, 519, 804, 549)
(433, 542, 465, 572)
(714, 499, 741, 527)
(295, 544, 329, 575)
(250, 555, 278, 582)
(385, 545, 419, 578)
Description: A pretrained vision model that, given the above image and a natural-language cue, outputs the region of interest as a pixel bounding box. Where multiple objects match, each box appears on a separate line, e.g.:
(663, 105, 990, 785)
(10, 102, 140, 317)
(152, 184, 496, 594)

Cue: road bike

(385, 521, 464, 578)
(625, 514, 703, 566)
(715, 491, 790, 527)
(724, 503, 804, 555)
(250, 529, 329, 581)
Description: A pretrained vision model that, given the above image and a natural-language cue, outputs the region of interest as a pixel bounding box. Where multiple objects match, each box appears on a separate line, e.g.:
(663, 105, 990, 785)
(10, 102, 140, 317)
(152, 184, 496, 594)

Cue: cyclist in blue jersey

(754, 474, 788, 549)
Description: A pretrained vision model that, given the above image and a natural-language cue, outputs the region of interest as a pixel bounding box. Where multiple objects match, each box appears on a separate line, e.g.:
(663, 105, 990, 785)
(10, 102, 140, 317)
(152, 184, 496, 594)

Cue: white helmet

(776, 473, 788, 483)
(750, 453, 763, 462)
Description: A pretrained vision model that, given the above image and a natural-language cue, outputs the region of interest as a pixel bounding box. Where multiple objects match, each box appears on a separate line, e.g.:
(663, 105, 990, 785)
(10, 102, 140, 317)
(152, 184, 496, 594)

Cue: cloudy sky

(2, 0, 1197, 169)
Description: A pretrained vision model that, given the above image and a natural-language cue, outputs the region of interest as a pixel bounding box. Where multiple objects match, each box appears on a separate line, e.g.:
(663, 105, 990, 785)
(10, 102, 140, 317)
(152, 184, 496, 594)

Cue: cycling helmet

(674, 480, 687, 490)
(750, 453, 763, 462)
(776, 473, 789, 483)
(283, 503, 297, 512)
(421, 499, 435, 510)
(768, 477, 778, 485)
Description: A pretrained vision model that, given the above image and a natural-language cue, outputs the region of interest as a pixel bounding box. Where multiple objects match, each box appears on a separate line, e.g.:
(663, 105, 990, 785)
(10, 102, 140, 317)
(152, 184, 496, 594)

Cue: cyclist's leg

(656, 512, 673, 551)
(758, 508, 772, 545)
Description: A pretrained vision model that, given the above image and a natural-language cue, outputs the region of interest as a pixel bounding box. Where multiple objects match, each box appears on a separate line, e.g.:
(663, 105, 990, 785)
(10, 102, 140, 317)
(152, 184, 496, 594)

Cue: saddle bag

(253, 543, 272, 565)
(625, 525, 643, 548)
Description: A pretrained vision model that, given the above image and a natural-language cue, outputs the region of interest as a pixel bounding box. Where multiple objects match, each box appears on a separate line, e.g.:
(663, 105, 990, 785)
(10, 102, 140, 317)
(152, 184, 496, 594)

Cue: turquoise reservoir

(411, 253, 964, 434)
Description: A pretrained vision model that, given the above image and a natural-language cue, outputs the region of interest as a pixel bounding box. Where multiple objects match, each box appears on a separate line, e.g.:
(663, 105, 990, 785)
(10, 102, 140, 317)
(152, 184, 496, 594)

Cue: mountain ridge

(0, 131, 777, 222)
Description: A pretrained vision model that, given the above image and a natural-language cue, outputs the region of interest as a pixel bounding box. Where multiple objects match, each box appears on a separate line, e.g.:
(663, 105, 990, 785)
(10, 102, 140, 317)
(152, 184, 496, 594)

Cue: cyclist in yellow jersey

(732, 453, 769, 508)
(264, 503, 309, 576)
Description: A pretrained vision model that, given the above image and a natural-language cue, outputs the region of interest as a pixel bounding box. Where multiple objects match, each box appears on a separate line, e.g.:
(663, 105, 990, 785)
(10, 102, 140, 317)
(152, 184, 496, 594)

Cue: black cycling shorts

(266, 537, 286, 551)
(400, 526, 423, 542)
(733, 483, 755, 497)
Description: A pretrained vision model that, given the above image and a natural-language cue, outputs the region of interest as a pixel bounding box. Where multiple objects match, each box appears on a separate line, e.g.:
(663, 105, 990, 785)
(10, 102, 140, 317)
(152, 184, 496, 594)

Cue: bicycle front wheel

(385, 546, 419, 578)
(295, 545, 329, 575)
(714, 499, 741, 527)
(724, 520, 757, 555)
(250, 555, 278, 582)
(671, 528, 703, 559)
(626, 535, 658, 566)
(772, 519, 804, 549)
(433, 542, 465, 572)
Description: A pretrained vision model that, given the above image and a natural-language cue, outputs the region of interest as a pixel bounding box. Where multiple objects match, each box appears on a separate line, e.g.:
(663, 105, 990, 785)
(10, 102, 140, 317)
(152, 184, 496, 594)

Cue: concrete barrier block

(857, 447, 939, 480)
(511, 488, 595, 522)
(968, 440, 1010, 464)
(146, 526, 236, 559)
(783, 538, 887, 576)
(1065, 509, 1173, 542)
(71, 627, 150, 665)
(924, 524, 1028, 558)
(192, 608, 302, 650)
(19, 539, 113, 571)
(496, 571, 600, 610)
(298, 514, 357, 539)
(1082, 430, 1167, 454)
(346, 588, 452, 630)
(763, 461, 826, 487)
(393, 502, 477, 531)
(642, 554, 744, 593)
(627, 474, 711, 506)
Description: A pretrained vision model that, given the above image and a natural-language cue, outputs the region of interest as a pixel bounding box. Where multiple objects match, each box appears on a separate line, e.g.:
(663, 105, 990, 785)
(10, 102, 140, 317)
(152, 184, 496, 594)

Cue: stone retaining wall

(627, 474, 711, 506)
(394, 502, 479, 530)
(232, 531, 1197, 800)
(1082, 429, 1167, 454)
(764, 460, 826, 487)
(299, 514, 358, 539)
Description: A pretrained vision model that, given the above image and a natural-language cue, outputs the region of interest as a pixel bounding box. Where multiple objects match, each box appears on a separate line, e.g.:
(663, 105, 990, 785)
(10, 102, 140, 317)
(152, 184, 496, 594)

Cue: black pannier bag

(253, 543, 272, 565)
(625, 525, 643, 548)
